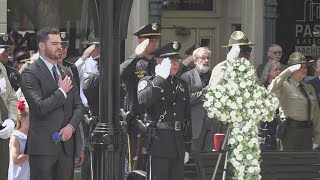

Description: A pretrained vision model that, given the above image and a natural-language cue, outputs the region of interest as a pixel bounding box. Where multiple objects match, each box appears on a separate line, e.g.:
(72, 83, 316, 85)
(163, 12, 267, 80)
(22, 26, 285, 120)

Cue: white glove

(0, 48, 5, 54)
(313, 143, 319, 150)
(0, 77, 7, 94)
(0, 119, 15, 139)
(184, 152, 189, 164)
(135, 39, 149, 56)
(288, 64, 301, 72)
(155, 58, 171, 79)
(226, 45, 240, 60)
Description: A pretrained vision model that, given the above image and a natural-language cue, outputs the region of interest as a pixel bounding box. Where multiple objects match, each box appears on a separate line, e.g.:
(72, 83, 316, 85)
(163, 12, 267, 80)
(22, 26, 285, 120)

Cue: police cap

(0, 33, 13, 48)
(133, 23, 161, 39)
(152, 41, 182, 59)
(82, 31, 100, 45)
(14, 51, 31, 63)
(288, 52, 314, 66)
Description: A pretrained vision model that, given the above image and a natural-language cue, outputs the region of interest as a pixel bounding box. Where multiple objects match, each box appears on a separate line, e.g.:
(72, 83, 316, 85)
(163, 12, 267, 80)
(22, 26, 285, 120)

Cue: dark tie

(52, 65, 59, 83)
(298, 83, 311, 121)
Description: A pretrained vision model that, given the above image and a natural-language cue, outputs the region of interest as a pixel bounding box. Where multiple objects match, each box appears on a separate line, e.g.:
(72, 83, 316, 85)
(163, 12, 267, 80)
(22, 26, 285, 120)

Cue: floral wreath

(203, 57, 279, 180)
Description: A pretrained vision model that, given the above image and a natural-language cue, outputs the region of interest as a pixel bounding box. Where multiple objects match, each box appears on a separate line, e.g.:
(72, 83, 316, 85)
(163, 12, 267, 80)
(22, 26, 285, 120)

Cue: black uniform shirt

(137, 75, 192, 158)
(120, 54, 156, 113)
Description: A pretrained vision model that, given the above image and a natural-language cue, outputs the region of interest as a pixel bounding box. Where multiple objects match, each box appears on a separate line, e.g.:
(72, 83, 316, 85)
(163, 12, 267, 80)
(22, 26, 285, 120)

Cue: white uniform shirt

(75, 56, 98, 107)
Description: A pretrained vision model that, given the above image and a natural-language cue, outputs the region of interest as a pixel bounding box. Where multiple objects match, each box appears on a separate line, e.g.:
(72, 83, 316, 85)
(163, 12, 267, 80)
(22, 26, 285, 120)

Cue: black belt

(157, 121, 182, 131)
(286, 118, 313, 128)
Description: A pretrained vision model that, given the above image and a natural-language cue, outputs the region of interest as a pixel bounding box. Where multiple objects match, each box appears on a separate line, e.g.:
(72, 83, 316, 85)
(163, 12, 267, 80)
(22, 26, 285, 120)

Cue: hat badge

(152, 23, 158, 31)
(61, 32, 66, 39)
(173, 41, 179, 50)
(3, 35, 8, 42)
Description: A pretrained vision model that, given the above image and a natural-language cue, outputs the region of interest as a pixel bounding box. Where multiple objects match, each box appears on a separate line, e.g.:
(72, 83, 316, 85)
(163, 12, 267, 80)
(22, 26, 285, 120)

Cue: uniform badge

(134, 71, 146, 78)
(138, 80, 148, 91)
(178, 84, 185, 92)
(152, 23, 158, 31)
(3, 34, 8, 42)
(173, 41, 179, 50)
(61, 32, 67, 39)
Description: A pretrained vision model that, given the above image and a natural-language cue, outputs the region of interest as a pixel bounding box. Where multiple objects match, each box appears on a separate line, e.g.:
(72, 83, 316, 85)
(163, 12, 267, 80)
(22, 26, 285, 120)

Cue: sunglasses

(240, 47, 252, 53)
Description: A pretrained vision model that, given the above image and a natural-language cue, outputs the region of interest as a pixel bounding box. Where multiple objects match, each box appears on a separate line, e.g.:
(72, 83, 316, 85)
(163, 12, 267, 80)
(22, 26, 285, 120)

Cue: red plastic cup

(214, 134, 225, 152)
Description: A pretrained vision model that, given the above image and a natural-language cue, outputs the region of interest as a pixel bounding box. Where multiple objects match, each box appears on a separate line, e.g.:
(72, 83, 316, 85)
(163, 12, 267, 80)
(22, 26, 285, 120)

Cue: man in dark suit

(20, 27, 84, 180)
(181, 47, 215, 151)
(309, 58, 320, 108)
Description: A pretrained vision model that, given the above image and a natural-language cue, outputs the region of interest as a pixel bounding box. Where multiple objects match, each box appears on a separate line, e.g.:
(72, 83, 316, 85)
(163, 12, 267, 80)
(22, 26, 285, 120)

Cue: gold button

(173, 113, 176, 116)
(162, 97, 164, 100)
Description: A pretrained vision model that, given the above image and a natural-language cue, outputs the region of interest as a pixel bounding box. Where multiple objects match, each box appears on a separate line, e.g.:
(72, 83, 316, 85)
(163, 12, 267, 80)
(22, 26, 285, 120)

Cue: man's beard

(196, 64, 210, 73)
(45, 49, 62, 60)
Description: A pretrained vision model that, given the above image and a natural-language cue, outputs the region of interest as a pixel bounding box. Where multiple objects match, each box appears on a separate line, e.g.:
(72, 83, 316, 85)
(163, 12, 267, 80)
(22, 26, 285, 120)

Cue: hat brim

(81, 41, 100, 45)
(222, 42, 255, 48)
(160, 52, 182, 59)
(289, 60, 314, 66)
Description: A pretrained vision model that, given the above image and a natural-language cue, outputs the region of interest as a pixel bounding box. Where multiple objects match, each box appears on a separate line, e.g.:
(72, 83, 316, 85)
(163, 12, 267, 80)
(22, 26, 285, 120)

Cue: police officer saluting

(120, 23, 161, 170)
(137, 41, 192, 180)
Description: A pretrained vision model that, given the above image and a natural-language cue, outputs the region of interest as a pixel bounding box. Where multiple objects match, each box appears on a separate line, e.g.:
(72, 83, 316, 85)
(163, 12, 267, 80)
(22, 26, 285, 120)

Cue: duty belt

(157, 121, 182, 131)
(286, 118, 313, 128)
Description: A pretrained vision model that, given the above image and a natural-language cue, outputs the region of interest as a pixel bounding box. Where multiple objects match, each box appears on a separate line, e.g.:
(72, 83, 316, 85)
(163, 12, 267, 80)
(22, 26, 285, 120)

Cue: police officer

(137, 41, 192, 180)
(269, 52, 320, 151)
(120, 23, 161, 169)
(0, 33, 21, 92)
(58, 32, 80, 90)
(0, 44, 18, 180)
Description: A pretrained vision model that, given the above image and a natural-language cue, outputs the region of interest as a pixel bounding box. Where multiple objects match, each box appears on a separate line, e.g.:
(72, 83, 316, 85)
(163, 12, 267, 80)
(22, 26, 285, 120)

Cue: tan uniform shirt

(0, 62, 17, 122)
(268, 69, 320, 144)
(208, 60, 226, 86)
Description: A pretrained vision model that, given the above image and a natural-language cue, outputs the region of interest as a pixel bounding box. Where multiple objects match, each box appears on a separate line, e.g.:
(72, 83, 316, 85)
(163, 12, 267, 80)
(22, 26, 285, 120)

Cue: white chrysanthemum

(252, 159, 259, 165)
(215, 91, 222, 98)
(242, 126, 249, 132)
(230, 90, 236, 96)
(237, 135, 244, 142)
(236, 154, 243, 161)
(230, 102, 238, 109)
(251, 137, 258, 144)
(248, 141, 254, 148)
(248, 167, 255, 173)
(246, 154, 253, 160)
(240, 83, 246, 88)
(230, 110, 237, 118)
(239, 65, 246, 72)
(229, 138, 236, 145)
(221, 96, 228, 103)
(226, 65, 234, 72)
(215, 102, 222, 108)
(203, 101, 211, 108)
(233, 122, 239, 128)
(244, 92, 250, 98)
(233, 128, 240, 134)
(237, 144, 243, 151)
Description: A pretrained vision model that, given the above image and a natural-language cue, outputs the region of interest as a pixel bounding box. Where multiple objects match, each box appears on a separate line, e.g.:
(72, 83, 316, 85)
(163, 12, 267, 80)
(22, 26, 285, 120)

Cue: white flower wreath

(203, 57, 279, 180)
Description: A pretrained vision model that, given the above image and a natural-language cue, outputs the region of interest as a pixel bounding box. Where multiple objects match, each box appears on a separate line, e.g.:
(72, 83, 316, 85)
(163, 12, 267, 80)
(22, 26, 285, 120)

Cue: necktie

(52, 65, 59, 83)
(298, 83, 311, 121)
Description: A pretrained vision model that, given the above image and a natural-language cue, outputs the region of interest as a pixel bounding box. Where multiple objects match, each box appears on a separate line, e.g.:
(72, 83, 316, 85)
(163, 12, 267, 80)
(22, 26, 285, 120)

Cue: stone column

(125, 0, 149, 59)
(0, 0, 7, 32)
(241, 0, 264, 67)
(264, 0, 278, 62)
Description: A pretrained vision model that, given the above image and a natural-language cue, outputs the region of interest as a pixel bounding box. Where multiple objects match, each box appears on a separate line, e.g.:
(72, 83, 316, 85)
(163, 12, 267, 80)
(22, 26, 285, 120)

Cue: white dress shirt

(75, 56, 98, 107)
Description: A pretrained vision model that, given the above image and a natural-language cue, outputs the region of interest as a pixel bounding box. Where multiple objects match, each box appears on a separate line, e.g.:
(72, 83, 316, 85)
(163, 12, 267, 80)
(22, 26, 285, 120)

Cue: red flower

(18, 100, 25, 111)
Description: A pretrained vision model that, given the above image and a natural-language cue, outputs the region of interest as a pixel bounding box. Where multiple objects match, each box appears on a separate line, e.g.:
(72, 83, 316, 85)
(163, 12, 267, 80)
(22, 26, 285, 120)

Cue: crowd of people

(0, 22, 319, 180)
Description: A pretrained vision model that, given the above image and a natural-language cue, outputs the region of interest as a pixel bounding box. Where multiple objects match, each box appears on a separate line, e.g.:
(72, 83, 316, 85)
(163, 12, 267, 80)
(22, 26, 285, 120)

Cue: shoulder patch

(138, 80, 148, 91)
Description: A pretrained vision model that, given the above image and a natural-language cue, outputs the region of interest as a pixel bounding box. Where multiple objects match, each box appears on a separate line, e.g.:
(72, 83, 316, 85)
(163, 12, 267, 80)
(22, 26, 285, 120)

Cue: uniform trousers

(282, 126, 312, 151)
(148, 156, 184, 180)
(29, 143, 74, 180)
(0, 139, 9, 180)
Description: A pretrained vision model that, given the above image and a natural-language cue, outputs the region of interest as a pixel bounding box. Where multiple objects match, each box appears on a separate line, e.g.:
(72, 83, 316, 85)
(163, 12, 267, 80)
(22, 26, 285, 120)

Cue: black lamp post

(91, 0, 133, 179)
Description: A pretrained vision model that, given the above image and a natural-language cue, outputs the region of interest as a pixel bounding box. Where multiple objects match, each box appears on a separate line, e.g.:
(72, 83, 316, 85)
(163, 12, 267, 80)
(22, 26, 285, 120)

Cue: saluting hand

(227, 45, 240, 60)
(81, 44, 96, 60)
(155, 57, 171, 79)
(287, 64, 301, 72)
(58, 76, 73, 93)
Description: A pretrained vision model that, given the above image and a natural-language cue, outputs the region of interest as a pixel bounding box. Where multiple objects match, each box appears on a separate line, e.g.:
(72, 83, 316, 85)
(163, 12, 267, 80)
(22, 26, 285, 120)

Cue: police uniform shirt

(268, 69, 320, 144)
(137, 75, 191, 158)
(75, 56, 98, 107)
(120, 54, 156, 112)
(0, 62, 18, 122)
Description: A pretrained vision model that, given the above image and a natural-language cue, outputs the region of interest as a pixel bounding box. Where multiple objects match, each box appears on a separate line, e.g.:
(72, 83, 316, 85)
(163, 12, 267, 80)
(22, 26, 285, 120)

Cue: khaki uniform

(268, 69, 320, 150)
(0, 62, 18, 180)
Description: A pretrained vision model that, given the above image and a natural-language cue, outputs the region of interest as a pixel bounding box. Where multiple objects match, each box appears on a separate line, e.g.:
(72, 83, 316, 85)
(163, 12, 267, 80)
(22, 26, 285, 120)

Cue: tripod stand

(211, 126, 231, 180)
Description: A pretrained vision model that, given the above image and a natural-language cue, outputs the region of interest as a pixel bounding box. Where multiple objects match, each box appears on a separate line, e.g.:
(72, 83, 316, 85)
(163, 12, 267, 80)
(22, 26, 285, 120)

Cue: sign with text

(295, 0, 320, 56)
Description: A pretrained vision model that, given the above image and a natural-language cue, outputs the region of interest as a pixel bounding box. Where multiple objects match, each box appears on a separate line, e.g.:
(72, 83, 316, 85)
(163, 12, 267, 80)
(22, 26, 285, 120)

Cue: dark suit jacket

(21, 58, 84, 156)
(309, 77, 320, 108)
(181, 68, 212, 139)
